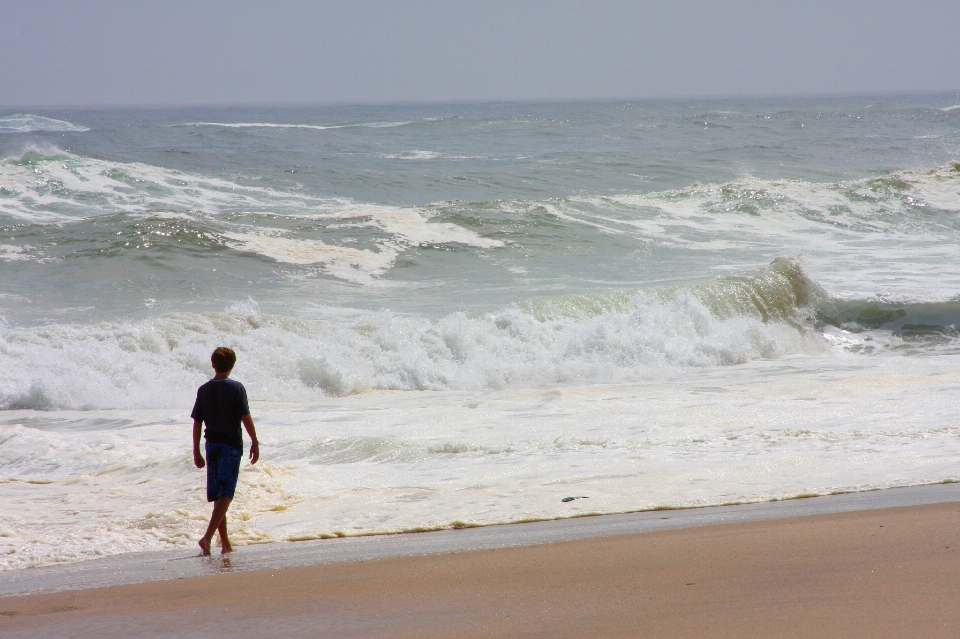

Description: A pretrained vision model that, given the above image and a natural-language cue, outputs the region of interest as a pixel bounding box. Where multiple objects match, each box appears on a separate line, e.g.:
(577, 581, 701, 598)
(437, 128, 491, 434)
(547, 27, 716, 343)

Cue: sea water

(2, 96, 960, 570)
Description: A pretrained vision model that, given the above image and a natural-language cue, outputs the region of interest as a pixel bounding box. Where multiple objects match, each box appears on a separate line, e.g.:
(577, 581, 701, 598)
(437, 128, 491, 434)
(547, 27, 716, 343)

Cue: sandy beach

(3, 498, 959, 638)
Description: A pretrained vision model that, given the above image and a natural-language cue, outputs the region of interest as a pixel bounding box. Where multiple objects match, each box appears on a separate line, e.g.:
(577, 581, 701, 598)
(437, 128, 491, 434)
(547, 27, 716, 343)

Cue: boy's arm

(193, 420, 205, 468)
(242, 414, 259, 465)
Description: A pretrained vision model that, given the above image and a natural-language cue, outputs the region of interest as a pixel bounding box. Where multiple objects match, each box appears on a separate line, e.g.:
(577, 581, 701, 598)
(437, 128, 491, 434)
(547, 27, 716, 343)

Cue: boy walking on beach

(191, 346, 259, 555)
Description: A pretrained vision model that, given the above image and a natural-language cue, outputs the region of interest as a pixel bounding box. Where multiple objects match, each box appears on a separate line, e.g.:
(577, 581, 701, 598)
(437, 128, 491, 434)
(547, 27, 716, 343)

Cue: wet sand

(3, 501, 960, 638)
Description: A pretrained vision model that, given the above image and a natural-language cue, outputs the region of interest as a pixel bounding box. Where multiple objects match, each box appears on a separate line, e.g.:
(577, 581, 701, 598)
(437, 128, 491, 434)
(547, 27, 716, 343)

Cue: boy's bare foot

(198, 537, 212, 556)
(221, 540, 233, 554)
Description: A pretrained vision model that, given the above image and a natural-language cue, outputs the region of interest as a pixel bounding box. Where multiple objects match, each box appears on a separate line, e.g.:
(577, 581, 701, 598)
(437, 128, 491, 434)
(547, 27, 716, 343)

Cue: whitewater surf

(2, 95, 960, 569)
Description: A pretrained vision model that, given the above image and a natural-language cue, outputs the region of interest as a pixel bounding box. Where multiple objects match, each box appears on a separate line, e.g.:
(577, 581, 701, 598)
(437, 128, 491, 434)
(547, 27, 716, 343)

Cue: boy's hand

(194, 448, 205, 469)
(249, 440, 259, 465)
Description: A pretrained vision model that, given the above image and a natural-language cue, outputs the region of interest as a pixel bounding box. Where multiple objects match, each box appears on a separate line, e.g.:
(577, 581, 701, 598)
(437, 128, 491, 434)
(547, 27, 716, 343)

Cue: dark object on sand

(561, 496, 589, 503)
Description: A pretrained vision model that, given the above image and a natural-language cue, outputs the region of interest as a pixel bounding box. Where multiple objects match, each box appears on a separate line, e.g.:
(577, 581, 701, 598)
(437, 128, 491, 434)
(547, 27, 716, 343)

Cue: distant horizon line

(3, 89, 959, 112)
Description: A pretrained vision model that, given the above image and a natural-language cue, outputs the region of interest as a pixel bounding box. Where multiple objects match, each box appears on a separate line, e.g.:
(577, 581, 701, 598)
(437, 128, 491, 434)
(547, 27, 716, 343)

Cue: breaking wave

(0, 114, 89, 134)
(0, 259, 829, 410)
(0, 149, 501, 283)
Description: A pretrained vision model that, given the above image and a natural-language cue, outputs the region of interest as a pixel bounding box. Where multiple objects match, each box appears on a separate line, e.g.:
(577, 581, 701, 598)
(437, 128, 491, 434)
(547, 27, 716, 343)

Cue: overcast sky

(2, 0, 959, 107)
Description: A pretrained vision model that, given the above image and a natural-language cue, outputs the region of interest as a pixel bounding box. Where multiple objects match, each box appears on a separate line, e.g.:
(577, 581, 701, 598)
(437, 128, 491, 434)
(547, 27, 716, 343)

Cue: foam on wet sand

(2, 485, 960, 638)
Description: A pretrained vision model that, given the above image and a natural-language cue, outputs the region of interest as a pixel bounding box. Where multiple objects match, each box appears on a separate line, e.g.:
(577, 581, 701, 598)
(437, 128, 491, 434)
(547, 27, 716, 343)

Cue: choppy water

(2, 95, 960, 570)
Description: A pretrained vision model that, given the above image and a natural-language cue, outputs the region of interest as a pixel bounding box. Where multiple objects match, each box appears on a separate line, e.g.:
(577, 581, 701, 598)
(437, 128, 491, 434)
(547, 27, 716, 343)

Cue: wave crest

(0, 114, 89, 134)
(0, 260, 825, 410)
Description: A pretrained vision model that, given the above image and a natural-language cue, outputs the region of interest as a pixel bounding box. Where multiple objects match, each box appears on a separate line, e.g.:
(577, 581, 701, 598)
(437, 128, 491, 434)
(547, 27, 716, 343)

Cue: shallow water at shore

(4, 353, 960, 570)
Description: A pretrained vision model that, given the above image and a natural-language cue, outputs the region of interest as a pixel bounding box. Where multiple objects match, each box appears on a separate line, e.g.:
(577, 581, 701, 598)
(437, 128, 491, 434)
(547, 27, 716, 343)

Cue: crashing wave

(0, 259, 830, 410)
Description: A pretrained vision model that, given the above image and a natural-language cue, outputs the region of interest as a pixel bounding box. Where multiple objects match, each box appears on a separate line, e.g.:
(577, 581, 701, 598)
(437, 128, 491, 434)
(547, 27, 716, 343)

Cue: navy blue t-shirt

(191, 378, 250, 451)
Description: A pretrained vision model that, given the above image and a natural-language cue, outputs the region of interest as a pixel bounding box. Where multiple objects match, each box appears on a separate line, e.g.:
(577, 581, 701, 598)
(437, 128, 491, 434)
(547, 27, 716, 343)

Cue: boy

(191, 346, 259, 555)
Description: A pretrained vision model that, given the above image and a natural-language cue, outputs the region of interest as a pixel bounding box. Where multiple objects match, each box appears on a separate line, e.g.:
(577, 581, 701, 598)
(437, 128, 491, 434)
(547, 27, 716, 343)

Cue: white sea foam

(0, 114, 89, 134)
(4, 149, 958, 294)
(222, 231, 400, 284)
(379, 150, 483, 160)
(6, 258, 957, 416)
(0, 149, 503, 284)
(219, 206, 501, 281)
(0, 148, 352, 222)
(218, 203, 502, 278)
(179, 120, 412, 130)
(0, 261, 825, 411)
(0, 413, 295, 568)
(383, 150, 443, 159)
(603, 167, 960, 243)
(326, 205, 504, 249)
(544, 164, 960, 297)
(0, 245, 33, 261)
(4, 353, 960, 570)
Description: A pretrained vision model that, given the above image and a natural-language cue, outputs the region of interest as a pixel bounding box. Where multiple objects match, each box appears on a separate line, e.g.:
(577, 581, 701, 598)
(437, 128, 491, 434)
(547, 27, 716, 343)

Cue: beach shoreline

(5, 99, 960, 579)
(3, 489, 960, 638)
(3, 481, 960, 599)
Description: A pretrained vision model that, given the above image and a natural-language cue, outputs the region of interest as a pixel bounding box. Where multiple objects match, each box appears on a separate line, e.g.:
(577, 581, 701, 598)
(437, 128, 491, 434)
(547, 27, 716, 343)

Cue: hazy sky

(2, 0, 959, 107)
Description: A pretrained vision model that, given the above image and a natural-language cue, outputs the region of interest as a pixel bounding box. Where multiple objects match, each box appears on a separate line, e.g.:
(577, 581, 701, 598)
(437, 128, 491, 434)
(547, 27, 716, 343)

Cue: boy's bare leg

(198, 497, 232, 555)
(218, 515, 233, 553)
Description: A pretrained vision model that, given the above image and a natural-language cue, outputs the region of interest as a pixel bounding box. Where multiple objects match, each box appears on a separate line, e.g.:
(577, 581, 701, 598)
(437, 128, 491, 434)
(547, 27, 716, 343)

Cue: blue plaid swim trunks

(206, 441, 242, 502)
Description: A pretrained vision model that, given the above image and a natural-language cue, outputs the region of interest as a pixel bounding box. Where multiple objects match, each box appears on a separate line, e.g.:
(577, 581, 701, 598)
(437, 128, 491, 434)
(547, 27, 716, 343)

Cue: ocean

(2, 95, 960, 570)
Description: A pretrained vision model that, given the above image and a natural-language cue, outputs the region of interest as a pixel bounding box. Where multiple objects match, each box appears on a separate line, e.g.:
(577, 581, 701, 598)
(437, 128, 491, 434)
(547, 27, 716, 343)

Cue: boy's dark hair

(211, 347, 237, 373)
